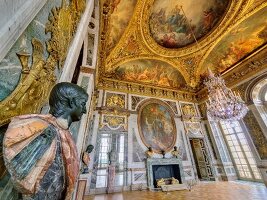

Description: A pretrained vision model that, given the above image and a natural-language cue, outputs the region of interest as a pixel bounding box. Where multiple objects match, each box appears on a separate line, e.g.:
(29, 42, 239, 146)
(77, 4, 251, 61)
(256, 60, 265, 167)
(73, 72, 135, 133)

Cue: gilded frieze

(98, 78, 197, 102)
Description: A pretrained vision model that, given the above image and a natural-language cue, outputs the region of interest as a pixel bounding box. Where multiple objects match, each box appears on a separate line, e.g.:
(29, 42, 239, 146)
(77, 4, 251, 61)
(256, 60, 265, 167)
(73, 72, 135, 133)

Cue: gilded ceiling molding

(140, 0, 250, 57)
(223, 45, 267, 87)
(97, 0, 265, 94)
(196, 2, 267, 84)
(0, 0, 86, 126)
(98, 78, 197, 102)
(96, 0, 112, 87)
(243, 0, 267, 14)
(99, 0, 253, 89)
(103, 0, 192, 86)
(196, 44, 267, 103)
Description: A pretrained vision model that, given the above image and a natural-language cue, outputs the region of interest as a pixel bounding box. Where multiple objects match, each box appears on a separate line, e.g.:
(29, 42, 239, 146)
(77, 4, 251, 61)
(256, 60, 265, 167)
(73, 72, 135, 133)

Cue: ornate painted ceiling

(97, 0, 267, 101)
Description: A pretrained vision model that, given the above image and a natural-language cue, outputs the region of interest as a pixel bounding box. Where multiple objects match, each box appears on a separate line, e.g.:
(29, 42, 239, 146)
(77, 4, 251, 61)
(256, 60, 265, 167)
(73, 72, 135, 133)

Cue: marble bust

(146, 147, 154, 158)
(2, 82, 88, 200)
(171, 146, 180, 158)
(82, 144, 94, 173)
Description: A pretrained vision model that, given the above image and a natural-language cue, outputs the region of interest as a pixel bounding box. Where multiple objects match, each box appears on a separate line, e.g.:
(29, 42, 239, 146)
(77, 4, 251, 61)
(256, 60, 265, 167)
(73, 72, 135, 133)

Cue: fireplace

(152, 164, 181, 187)
(146, 158, 185, 190)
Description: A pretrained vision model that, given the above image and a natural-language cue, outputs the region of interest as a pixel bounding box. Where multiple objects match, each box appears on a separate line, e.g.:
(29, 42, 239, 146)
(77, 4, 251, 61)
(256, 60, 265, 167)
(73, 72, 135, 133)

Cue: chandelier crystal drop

(204, 69, 248, 121)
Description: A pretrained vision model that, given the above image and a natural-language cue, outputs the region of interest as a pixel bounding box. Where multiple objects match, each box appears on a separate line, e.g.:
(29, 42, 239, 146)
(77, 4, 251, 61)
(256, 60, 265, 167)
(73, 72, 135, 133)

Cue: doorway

(190, 138, 214, 180)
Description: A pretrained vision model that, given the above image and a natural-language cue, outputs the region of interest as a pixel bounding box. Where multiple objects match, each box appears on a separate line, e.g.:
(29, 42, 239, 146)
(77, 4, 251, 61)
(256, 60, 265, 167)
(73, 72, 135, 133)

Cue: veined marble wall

(86, 89, 217, 194)
(0, 0, 62, 101)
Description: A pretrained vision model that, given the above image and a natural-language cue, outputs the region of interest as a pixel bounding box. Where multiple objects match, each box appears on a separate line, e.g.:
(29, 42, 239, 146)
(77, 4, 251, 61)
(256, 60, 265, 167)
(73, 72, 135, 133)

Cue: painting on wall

(107, 59, 186, 89)
(106, 0, 137, 54)
(138, 100, 176, 152)
(149, 0, 230, 48)
(202, 6, 267, 74)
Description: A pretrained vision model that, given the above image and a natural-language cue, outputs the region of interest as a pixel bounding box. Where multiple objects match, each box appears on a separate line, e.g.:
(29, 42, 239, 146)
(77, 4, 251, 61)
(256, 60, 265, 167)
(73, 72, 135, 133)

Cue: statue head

(49, 82, 88, 125)
(85, 144, 94, 153)
(148, 147, 152, 152)
(174, 146, 177, 150)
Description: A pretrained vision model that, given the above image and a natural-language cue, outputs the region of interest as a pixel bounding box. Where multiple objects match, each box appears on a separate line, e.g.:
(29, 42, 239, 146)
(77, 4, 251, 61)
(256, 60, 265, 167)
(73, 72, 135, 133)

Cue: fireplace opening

(152, 164, 181, 188)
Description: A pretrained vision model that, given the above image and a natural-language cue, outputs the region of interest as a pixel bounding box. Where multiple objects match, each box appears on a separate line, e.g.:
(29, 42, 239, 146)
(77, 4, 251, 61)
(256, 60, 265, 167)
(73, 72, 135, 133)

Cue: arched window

(219, 121, 261, 181)
(251, 78, 267, 126)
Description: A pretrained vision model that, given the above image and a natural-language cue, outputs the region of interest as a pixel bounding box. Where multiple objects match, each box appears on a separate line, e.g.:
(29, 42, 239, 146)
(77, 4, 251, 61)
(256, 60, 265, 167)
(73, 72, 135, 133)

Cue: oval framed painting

(138, 99, 176, 153)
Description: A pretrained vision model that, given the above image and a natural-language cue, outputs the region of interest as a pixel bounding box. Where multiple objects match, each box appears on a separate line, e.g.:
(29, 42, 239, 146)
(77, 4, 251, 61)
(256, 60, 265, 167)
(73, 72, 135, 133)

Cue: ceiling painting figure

(202, 6, 267, 74)
(106, 0, 137, 54)
(149, 0, 230, 48)
(106, 59, 187, 90)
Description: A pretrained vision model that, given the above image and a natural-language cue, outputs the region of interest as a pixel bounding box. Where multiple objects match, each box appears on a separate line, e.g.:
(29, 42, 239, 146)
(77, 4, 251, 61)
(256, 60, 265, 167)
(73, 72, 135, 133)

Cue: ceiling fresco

(106, 0, 137, 55)
(149, 0, 230, 48)
(106, 59, 188, 90)
(98, 0, 267, 100)
(201, 5, 267, 75)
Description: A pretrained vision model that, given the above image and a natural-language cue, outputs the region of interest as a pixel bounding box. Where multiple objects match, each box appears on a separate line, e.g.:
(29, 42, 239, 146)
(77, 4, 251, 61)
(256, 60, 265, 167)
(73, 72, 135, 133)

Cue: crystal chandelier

(178, 6, 248, 121)
(204, 69, 248, 121)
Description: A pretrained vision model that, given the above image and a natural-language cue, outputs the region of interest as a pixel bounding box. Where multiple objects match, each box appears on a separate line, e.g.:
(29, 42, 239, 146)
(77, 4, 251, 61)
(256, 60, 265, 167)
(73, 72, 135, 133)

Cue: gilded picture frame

(137, 99, 177, 153)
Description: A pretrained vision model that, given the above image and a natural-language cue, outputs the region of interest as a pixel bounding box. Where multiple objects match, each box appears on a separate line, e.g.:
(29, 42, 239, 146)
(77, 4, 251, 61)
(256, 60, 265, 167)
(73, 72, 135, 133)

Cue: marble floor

(84, 181, 267, 200)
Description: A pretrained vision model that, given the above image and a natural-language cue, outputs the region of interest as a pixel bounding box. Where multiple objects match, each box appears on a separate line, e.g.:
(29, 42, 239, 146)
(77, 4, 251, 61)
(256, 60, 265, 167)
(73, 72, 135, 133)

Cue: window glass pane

(96, 176, 107, 188)
(220, 121, 262, 181)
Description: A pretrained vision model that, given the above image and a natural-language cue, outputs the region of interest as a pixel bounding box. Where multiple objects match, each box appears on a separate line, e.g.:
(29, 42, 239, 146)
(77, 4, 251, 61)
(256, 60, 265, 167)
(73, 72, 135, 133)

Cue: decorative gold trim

(0, 39, 56, 126)
(97, 0, 267, 98)
(137, 98, 177, 153)
(196, 43, 267, 103)
(98, 78, 197, 102)
(0, 0, 86, 126)
(196, 2, 267, 84)
(106, 93, 125, 109)
(140, 0, 246, 56)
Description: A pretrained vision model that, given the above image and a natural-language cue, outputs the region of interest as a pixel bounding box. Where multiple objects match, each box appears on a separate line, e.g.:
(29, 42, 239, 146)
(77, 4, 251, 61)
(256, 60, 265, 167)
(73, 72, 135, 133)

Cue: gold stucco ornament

(0, 0, 86, 126)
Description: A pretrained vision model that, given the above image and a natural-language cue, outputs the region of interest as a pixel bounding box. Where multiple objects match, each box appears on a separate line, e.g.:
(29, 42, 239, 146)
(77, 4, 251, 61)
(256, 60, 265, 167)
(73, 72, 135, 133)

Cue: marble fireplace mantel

(146, 158, 185, 190)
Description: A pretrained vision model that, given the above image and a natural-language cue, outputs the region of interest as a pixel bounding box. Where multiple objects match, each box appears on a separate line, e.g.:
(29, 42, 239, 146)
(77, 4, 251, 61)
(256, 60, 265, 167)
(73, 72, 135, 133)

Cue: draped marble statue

(1, 82, 88, 200)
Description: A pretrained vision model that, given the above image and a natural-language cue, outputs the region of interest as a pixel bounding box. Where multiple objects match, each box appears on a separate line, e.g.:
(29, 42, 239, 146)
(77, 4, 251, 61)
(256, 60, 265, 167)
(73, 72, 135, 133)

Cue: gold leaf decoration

(0, 0, 86, 126)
